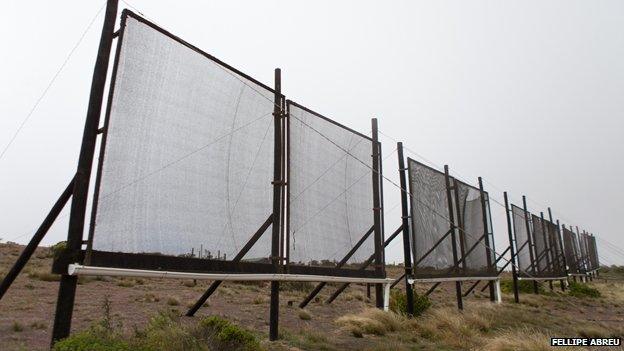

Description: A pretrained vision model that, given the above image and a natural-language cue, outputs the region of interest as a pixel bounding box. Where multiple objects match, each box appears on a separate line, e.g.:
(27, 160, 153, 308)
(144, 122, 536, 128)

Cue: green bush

(500, 279, 547, 294)
(196, 316, 261, 351)
(50, 241, 67, 259)
(389, 289, 431, 316)
(568, 282, 601, 298)
(53, 330, 131, 351)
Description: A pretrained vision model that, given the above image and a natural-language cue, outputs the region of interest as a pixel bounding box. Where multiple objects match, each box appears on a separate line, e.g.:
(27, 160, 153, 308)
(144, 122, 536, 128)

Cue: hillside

(0, 243, 623, 350)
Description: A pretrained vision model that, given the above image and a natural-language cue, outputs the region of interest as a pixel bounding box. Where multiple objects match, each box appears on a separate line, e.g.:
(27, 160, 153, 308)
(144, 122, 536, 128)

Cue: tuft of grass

(483, 328, 557, 351)
(30, 320, 47, 330)
(28, 270, 61, 282)
(166, 297, 180, 306)
(252, 296, 265, 305)
(116, 279, 136, 288)
(297, 309, 312, 320)
(389, 289, 431, 316)
(336, 308, 405, 336)
(12, 321, 24, 332)
(568, 282, 601, 298)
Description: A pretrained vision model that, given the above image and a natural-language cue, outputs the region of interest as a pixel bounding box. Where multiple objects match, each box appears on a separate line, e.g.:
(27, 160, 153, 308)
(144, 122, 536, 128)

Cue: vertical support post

(444, 165, 463, 310)
(494, 279, 503, 304)
(383, 283, 391, 311)
(478, 177, 496, 302)
(371, 118, 384, 309)
(522, 196, 539, 294)
(269, 68, 283, 341)
(51, 0, 119, 345)
(503, 192, 519, 303)
(397, 142, 414, 316)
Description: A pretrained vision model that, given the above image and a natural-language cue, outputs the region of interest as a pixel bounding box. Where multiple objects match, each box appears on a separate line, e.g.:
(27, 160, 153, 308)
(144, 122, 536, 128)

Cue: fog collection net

(454, 180, 496, 276)
(545, 220, 565, 275)
(287, 102, 375, 269)
(407, 159, 495, 278)
(562, 227, 581, 274)
(579, 233, 590, 271)
(531, 214, 552, 276)
(511, 205, 534, 276)
(92, 13, 276, 261)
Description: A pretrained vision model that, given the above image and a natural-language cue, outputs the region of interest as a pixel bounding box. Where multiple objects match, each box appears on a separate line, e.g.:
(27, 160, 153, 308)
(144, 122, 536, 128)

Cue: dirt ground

(1, 242, 623, 350)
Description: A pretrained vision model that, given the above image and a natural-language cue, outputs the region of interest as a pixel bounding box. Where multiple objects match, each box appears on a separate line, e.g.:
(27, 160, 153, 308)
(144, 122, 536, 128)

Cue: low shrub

(568, 282, 601, 298)
(389, 289, 431, 316)
(298, 309, 312, 320)
(196, 316, 261, 351)
(500, 279, 545, 294)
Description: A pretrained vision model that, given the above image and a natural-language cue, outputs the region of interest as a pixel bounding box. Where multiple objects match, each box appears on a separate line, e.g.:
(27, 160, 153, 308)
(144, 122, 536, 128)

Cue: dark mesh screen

(545, 220, 565, 275)
(531, 215, 551, 275)
(287, 102, 375, 269)
(588, 235, 599, 271)
(511, 204, 533, 276)
(579, 233, 589, 271)
(455, 180, 496, 276)
(407, 159, 455, 278)
(562, 228, 580, 274)
(92, 13, 276, 261)
(573, 232, 585, 273)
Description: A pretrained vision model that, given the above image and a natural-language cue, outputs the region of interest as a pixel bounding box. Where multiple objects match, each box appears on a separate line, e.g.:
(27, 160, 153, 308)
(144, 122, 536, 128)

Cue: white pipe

(68, 264, 395, 285)
(407, 276, 500, 284)
(517, 276, 567, 281)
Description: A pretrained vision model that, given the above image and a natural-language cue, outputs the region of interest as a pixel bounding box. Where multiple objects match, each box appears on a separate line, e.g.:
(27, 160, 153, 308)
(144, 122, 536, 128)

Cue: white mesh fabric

(92, 14, 275, 261)
(407, 159, 455, 277)
(455, 181, 495, 276)
(511, 205, 533, 276)
(287, 103, 375, 268)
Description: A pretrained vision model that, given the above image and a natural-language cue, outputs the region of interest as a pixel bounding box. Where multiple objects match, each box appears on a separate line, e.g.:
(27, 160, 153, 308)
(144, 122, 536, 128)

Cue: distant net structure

(287, 102, 378, 273)
(407, 158, 496, 279)
(90, 12, 276, 267)
(510, 204, 535, 277)
(585, 233, 599, 272)
(562, 227, 582, 274)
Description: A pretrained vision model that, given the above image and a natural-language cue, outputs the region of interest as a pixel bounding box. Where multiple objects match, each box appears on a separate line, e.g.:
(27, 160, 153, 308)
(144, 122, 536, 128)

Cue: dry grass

(298, 309, 312, 320)
(483, 328, 564, 351)
(336, 308, 406, 336)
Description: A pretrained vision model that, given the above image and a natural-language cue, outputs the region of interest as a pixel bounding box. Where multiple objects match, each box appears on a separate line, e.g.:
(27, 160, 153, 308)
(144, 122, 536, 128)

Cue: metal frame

(399, 157, 499, 310)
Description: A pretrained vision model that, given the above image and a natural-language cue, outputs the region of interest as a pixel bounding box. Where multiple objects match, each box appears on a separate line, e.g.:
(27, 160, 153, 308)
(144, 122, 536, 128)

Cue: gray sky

(1, 0, 623, 265)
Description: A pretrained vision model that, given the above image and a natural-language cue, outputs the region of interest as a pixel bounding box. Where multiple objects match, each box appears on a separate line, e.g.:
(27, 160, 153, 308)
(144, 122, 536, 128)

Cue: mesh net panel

(545, 220, 565, 275)
(562, 228, 579, 274)
(407, 159, 455, 278)
(531, 215, 551, 276)
(511, 205, 533, 276)
(588, 235, 599, 271)
(287, 102, 375, 269)
(573, 232, 585, 273)
(454, 180, 496, 276)
(92, 14, 276, 262)
(579, 233, 589, 271)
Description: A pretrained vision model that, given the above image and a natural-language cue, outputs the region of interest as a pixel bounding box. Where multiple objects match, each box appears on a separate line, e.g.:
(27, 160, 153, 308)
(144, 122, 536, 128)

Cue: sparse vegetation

(389, 288, 431, 316)
(27, 269, 60, 282)
(12, 321, 24, 332)
(166, 297, 180, 306)
(298, 309, 312, 320)
(568, 282, 601, 298)
(53, 301, 260, 351)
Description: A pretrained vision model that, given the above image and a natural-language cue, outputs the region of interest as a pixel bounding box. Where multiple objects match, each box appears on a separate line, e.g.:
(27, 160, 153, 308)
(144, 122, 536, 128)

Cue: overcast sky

(1, 0, 623, 266)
